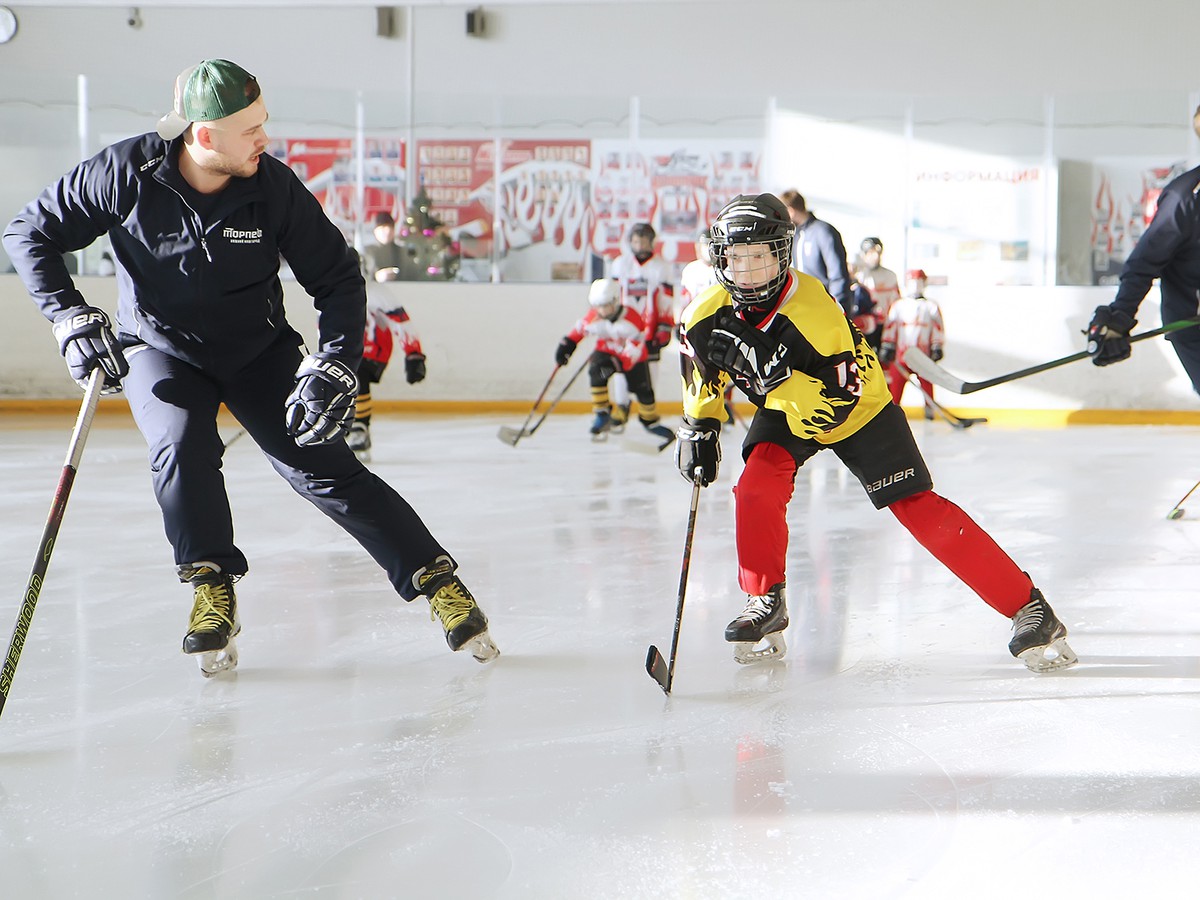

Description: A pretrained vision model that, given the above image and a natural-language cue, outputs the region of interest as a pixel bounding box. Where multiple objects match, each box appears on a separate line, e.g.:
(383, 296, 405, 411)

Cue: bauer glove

(674, 416, 721, 487)
(284, 352, 358, 447)
(877, 341, 896, 366)
(405, 352, 427, 384)
(706, 307, 791, 395)
(52, 306, 128, 394)
(1086, 306, 1136, 366)
(555, 337, 577, 367)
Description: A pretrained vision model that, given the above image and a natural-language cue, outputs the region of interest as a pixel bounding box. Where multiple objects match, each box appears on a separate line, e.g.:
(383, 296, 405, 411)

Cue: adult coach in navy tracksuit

(1087, 142, 1200, 392)
(778, 188, 853, 316)
(3, 59, 498, 675)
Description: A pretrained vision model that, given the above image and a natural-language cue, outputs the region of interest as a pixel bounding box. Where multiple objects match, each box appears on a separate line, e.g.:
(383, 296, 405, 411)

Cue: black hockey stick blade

(1, 368, 104, 720)
(904, 316, 1200, 395)
(897, 364, 988, 429)
(646, 645, 670, 692)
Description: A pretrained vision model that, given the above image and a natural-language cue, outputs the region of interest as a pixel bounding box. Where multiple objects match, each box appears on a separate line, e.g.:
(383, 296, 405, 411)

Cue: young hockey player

(610, 222, 676, 362)
(878, 269, 945, 417)
(856, 237, 901, 349)
(678, 228, 719, 318)
(674, 193, 1075, 672)
(347, 297, 427, 461)
(555, 279, 675, 449)
(3, 59, 498, 676)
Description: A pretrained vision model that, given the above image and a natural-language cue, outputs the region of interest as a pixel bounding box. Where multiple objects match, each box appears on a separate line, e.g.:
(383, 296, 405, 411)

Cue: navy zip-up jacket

(1111, 163, 1200, 334)
(3, 132, 365, 374)
(791, 214, 851, 315)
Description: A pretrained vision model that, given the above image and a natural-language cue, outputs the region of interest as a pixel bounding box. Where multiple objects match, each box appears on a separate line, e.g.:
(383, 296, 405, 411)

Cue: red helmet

(906, 269, 927, 281)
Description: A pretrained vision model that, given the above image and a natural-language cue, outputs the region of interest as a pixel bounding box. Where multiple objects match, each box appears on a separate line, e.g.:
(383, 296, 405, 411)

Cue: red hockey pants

(734, 442, 1032, 616)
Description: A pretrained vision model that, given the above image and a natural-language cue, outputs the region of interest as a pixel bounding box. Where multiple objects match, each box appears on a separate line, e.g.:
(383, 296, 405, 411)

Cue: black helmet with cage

(709, 193, 795, 309)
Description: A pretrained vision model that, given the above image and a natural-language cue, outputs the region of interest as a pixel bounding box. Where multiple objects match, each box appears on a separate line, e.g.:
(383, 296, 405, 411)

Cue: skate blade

(462, 630, 500, 664)
(1018, 637, 1078, 673)
(196, 639, 239, 678)
(732, 632, 787, 665)
(590, 432, 609, 443)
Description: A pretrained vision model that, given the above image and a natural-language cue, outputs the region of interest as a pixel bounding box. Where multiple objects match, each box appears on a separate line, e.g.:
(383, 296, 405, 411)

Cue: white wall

(3, 274, 1193, 411)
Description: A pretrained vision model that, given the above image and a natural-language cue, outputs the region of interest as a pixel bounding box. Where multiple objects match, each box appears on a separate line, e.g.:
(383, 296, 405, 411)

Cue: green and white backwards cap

(156, 59, 257, 140)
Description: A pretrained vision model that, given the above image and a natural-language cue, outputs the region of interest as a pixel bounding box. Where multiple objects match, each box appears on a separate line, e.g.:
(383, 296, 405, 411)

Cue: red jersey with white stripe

(610, 251, 675, 346)
(363, 301, 422, 366)
(566, 306, 649, 371)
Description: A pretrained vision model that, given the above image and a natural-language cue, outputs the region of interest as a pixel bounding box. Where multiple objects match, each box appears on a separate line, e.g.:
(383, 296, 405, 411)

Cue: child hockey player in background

(878, 269, 944, 417)
(857, 237, 900, 350)
(674, 193, 1075, 673)
(678, 228, 719, 318)
(610, 222, 675, 362)
(555, 279, 675, 450)
(348, 294, 427, 461)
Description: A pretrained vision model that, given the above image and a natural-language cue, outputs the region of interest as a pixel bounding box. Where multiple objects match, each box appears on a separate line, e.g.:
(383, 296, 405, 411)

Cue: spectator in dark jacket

(3, 58, 498, 678)
(779, 189, 852, 315)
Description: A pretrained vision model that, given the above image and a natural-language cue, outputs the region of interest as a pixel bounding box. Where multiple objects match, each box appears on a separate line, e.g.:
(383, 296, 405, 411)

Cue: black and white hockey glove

(284, 352, 358, 447)
(706, 308, 791, 395)
(674, 416, 721, 486)
(52, 306, 128, 394)
(405, 352, 427, 384)
(1086, 306, 1136, 366)
(555, 337, 577, 367)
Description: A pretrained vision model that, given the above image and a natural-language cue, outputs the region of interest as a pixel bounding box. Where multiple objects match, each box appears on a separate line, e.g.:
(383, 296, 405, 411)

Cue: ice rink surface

(4, 409, 1200, 898)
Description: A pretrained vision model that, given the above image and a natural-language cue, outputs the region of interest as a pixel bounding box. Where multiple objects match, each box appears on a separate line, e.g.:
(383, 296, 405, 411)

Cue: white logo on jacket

(222, 227, 263, 244)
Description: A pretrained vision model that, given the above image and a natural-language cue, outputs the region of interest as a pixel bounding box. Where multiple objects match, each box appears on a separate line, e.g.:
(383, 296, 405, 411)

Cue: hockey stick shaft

(523, 355, 588, 436)
(904, 316, 1200, 395)
(897, 364, 987, 429)
(0, 368, 104, 719)
(646, 469, 702, 694)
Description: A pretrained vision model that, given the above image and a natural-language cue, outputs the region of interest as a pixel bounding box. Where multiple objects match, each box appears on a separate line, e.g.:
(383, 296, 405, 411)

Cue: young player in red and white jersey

(857, 237, 901, 344)
(555, 279, 675, 449)
(609, 222, 676, 361)
(878, 269, 944, 415)
(348, 295, 427, 460)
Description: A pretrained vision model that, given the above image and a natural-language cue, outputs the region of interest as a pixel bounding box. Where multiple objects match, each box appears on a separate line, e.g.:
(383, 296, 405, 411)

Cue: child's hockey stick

(646, 468, 703, 695)
(903, 316, 1200, 395)
(1, 368, 104, 720)
(497, 364, 562, 446)
(498, 356, 588, 445)
(1166, 477, 1200, 520)
(896, 363, 988, 429)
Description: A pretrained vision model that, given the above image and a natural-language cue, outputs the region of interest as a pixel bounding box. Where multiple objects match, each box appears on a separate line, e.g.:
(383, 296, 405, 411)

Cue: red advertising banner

(268, 137, 406, 241)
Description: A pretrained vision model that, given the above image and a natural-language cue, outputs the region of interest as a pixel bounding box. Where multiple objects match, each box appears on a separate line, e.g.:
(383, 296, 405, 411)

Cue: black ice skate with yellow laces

(1008, 587, 1078, 672)
(413, 555, 499, 663)
(179, 562, 241, 677)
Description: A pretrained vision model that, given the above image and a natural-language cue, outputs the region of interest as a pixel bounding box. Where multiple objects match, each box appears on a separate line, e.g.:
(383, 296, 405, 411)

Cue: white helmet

(588, 278, 621, 315)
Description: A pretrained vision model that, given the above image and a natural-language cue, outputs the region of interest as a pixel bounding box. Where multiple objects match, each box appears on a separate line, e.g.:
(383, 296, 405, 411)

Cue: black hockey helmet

(709, 193, 794, 308)
(860, 236, 883, 253)
(628, 222, 656, 243)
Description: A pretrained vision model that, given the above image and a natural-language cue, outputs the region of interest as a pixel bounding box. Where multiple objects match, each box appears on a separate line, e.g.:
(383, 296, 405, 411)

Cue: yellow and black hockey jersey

(679, 269, 891, 444)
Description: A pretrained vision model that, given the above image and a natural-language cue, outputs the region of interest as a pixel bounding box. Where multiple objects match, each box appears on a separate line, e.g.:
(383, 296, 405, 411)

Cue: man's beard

(205, 154, 259, 179)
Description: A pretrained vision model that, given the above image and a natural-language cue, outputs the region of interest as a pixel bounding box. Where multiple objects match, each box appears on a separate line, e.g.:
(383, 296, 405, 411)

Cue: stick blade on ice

(645, 645, 671, 694)
(496, 426, 524, 446)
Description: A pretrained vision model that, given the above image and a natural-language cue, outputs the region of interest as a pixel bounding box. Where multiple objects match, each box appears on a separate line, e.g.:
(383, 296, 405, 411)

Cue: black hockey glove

(674, 416, 721, 487)
(555, 337, 577, 367)
(52, 306, 128, 394)
(706, 307, 791, 395)
(405, 352, 427, 384)
(877, 341, 896, 367)
(284, 352, 358, 447)
(1086, 306, 1136, 366)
